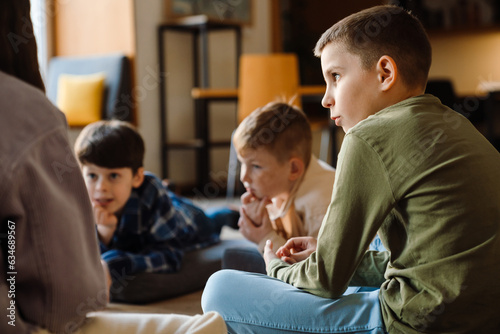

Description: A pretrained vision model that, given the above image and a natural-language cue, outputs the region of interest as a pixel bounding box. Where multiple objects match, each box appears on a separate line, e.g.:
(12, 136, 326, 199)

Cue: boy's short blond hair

(314, 5, 431, 90)
(233, 102, 312, 168)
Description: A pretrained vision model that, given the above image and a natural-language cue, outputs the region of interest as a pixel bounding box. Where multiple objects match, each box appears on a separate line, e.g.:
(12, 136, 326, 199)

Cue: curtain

(30, 0, 49, 81)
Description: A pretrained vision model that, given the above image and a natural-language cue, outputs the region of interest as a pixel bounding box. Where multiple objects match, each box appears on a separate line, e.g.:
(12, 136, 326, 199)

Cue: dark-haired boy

(75, 120, 235, 293)
(202, 5, 500, 333)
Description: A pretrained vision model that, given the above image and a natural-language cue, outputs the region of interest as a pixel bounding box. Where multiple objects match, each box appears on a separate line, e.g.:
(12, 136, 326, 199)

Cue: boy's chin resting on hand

(240, 191, 271, 227)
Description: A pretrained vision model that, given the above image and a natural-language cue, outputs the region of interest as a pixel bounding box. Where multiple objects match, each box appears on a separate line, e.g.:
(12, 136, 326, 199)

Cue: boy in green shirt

(202, 5, 500, 333)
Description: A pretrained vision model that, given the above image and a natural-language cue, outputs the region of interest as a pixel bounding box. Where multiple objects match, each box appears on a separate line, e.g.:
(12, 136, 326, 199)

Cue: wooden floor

(105, 289, 204, 316)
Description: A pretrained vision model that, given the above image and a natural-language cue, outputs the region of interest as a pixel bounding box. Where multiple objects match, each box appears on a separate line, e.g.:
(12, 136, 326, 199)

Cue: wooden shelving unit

(157, 16, 242, 190)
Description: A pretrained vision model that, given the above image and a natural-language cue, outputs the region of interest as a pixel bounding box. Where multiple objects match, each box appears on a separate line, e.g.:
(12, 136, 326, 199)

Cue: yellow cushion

(56, 73, 106, 126)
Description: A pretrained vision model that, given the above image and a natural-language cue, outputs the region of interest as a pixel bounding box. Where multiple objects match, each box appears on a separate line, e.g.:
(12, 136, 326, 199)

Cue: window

(30, 0, 49, 80)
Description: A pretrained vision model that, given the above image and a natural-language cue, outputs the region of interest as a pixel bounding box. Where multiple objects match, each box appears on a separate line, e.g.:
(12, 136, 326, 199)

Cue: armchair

(46, 52, 134, 126)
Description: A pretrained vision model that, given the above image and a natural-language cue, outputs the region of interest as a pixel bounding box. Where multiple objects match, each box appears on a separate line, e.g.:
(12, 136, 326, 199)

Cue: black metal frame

(157, 20, 242, 190)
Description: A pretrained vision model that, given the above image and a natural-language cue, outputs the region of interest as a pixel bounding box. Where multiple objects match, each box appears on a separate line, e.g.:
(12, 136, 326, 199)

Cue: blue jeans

(205, 207, 240, 232)
(169, 190, 239, 237)
(202, 270, 386, 334)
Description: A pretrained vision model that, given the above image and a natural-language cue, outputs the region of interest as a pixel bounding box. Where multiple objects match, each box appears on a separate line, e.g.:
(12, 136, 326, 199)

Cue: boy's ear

(376, 55, 398, 91)
(132, 167, 145, 188)
(288, 157, 305, 182)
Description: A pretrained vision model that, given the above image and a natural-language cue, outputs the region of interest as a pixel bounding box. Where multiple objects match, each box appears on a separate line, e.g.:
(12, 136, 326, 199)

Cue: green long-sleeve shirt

(268, 95, 500, 333)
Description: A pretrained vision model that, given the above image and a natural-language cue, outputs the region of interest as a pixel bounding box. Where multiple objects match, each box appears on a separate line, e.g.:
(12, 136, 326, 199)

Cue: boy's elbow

(305, 280, 348, 299)
(319, 286, 348, 299)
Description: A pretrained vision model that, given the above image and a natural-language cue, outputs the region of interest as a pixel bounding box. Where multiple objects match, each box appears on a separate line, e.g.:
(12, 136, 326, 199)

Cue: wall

(429, 31, 500, 96)
(54, 0, 135, 57)
(133, 0, 272, 186)
(52, 0, 136, 144)
(51, 0, 270, 188)
(53, 1, 500, 188)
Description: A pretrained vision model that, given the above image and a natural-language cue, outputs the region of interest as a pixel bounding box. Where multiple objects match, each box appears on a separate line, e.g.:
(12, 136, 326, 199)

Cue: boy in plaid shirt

(75, 120, 232, 291)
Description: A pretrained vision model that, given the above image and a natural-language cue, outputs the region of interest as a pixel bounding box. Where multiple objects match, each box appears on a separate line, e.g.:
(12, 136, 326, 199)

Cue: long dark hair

(0, 0, 45, 92)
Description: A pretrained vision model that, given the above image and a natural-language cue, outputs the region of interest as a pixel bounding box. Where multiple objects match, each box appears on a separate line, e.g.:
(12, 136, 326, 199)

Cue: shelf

(164, 139, 205, 150)
(191, 88, 238, 99)
(190, 85, 325, 99)
(157, 20, 241, 191)
(161, 14, 243, 28)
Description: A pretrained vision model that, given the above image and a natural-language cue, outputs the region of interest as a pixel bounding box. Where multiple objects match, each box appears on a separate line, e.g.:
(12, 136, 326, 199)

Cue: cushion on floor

(110, 238, 255, 304)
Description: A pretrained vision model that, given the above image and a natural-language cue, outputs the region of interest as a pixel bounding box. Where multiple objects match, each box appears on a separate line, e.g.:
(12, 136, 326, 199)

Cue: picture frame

(164, 0, 253, 26)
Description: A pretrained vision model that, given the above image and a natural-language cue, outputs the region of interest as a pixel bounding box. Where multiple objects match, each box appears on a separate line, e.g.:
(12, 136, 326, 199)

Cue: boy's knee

(202, 269, 245, 312)
(202, 270, 231, 312)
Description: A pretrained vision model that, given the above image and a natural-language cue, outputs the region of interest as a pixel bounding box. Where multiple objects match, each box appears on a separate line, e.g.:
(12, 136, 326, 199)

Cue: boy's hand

(238, 206, 273, 244)
(240, 191, 253, 205)
(94, 205, 118, 246)
(276, 236, 317, 264)
(263, 240, 278, 267)
(240, 191, 271, 226)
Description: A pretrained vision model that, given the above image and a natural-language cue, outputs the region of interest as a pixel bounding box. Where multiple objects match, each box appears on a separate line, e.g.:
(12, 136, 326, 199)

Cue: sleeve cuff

(266, 258, 290, 277)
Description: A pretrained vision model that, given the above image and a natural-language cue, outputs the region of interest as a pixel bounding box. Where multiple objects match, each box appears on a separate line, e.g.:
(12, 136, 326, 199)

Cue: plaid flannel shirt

(100, 172, 219, 277)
